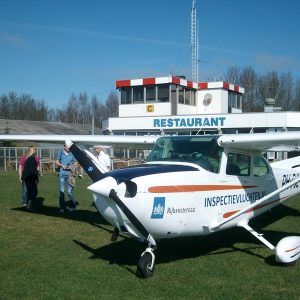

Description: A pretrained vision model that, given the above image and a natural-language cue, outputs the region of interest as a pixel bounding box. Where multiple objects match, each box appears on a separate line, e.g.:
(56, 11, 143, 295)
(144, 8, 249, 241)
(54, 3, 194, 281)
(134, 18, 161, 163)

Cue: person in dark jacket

(19, 147, 40, 208)
(21, 147, 39, 211)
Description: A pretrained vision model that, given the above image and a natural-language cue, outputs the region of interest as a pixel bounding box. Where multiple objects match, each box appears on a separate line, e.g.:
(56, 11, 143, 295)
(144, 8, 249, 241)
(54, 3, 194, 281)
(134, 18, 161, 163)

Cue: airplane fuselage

(92, 156, 300, 240)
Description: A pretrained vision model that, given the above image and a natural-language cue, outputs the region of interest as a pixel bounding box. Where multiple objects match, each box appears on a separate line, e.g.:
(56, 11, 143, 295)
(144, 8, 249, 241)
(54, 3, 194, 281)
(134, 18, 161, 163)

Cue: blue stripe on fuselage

(104, 164, 197, 183)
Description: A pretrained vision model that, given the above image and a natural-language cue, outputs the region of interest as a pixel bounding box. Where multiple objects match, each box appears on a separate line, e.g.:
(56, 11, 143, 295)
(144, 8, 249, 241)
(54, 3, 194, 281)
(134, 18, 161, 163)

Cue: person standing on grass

(94, 145, 111, 171)
(18, 146, 40, 210)
(55, 144, 77, 213)
(20, 146, 40, 211)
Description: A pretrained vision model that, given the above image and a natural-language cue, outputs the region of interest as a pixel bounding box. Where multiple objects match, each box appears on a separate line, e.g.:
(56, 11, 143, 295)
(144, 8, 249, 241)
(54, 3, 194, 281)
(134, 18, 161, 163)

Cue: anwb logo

(151, 197, 165, 219)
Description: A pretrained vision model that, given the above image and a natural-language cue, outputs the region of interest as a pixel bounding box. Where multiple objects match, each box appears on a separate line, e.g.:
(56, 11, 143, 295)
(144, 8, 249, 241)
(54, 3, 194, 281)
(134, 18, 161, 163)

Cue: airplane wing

(218, 131, 300, 152)
(2, 131, 300, 151)
(0, 134, 158, 149)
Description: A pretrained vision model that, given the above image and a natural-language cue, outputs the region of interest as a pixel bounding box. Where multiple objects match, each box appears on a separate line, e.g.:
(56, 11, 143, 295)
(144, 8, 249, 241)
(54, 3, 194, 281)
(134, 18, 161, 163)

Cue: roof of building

(0, 119, 101, 135)
(116, 76, 244, 94)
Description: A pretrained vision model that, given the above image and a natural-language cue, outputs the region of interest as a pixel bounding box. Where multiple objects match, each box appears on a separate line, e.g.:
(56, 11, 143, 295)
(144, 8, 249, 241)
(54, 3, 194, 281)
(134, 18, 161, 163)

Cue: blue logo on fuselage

(151, 197, 165, 219)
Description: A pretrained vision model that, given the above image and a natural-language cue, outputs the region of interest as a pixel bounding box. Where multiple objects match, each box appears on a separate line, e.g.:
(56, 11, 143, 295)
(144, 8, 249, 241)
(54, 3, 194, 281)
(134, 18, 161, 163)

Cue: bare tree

(65, 94, 79, 123)
(258, 71, 280, 104)
(224, 66, 240, 84)
(105, 91, 119, 118)
(239, 66, 259, 112)
(90, 95, 104, 128)
(277, 72, 294, 110)
(0, 94, 10, 118)
(294, 79, 300, 111)
(78, 93, 91, 124)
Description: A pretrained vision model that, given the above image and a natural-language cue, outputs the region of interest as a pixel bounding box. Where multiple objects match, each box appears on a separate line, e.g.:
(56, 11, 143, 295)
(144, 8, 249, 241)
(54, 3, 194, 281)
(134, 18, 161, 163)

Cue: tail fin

(66, 140, 105, 182)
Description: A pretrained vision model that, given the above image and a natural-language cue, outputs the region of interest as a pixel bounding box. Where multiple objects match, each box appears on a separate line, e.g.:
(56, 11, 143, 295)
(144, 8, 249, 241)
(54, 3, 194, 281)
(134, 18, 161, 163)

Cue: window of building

(133, 86, 144, 103)
(120, 87, 132, 104)
(178, 86, 184, 104)
(146, 85, 156, 102)
(184, 88, 191, 105)
(226, 152, 250, 176)
(157, 84, 170, 102)
(228, 91, 242, 111)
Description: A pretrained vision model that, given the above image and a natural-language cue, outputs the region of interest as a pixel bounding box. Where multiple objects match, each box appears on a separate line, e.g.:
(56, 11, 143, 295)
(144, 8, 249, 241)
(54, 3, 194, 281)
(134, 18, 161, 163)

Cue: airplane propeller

(66, 140, 105, 183)
(108, 188, 156, 246)
(66, 140, 156, 278)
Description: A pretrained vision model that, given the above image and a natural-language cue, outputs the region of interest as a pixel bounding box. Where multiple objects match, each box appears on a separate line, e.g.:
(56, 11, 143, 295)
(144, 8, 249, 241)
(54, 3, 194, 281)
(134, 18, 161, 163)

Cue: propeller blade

(66, 139, 105, 182)
(109, 189, 156, 247)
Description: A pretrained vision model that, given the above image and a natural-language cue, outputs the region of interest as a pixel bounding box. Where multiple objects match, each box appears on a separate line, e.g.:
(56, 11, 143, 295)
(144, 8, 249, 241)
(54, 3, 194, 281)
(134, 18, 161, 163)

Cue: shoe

(22, 203, 27, 208)
(27, 200, 33, 212)
(59, 208, 65, 213)
(67, 208, 75, 212)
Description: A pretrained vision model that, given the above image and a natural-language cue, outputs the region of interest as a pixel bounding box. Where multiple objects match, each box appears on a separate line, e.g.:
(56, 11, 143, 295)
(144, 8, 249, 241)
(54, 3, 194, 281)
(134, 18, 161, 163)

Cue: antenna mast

(191, 0, 198, 82)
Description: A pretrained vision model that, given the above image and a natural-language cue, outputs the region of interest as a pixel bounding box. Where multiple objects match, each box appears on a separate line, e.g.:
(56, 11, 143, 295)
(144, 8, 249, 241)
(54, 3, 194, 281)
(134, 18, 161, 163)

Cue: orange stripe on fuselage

(148, 185, 257, 193)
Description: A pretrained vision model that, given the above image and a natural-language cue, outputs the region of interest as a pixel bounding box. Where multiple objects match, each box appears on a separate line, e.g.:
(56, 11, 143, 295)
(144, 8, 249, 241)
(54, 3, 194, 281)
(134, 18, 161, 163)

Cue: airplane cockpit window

(146, 136, 223, 173)
(226, 153, 250, 176)
(253, 156, 269, 177)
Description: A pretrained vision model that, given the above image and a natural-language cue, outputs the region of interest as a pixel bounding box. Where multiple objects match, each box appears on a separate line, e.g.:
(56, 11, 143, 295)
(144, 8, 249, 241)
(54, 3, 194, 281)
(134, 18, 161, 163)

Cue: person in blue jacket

(55, 144, 77, 213)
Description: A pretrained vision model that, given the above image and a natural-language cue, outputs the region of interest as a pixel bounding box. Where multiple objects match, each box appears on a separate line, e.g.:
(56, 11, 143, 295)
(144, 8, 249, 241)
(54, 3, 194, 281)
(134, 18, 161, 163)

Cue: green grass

(0, 172, 299, 299)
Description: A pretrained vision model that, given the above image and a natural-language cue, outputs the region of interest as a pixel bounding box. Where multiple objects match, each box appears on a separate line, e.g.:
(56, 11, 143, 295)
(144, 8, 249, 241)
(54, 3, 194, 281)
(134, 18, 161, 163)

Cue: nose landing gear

(136, 247, 155, 279)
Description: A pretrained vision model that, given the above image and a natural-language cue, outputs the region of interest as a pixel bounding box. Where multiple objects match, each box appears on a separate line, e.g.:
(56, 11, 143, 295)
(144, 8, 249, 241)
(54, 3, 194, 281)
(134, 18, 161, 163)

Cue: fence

(0, 146, 143, 174)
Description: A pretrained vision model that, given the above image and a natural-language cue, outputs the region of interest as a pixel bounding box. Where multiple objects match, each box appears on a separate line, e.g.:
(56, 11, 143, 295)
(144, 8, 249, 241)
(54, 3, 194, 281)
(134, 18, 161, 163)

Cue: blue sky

(1, 0, 299, 108)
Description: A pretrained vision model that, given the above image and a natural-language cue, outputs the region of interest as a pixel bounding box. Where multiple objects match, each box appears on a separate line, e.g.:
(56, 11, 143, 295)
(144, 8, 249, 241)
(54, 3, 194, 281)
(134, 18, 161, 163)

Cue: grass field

(0, 172, 299, 299)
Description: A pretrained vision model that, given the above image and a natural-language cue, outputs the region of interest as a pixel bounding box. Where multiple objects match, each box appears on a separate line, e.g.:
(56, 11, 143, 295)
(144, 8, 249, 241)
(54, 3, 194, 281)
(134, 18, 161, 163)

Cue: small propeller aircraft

(1, 131, 300, 278)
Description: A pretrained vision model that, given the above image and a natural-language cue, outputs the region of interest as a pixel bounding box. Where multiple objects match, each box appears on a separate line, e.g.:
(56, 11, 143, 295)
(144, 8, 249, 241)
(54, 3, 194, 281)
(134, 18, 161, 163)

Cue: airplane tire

(136, 252, 155, 279)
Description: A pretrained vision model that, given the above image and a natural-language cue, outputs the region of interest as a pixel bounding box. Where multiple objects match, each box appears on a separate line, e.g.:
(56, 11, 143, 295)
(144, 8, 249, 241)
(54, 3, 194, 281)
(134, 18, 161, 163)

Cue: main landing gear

(136, 247, 156, 278)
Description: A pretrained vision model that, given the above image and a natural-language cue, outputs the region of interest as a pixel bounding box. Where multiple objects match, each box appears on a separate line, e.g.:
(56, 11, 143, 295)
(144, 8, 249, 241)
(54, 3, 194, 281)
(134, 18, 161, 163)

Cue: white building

(104, 75, 300, 138)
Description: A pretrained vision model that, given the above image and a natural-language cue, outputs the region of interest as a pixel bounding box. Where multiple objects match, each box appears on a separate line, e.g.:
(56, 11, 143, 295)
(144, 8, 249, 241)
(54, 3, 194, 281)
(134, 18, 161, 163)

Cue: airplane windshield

(146, 135, 223, 173)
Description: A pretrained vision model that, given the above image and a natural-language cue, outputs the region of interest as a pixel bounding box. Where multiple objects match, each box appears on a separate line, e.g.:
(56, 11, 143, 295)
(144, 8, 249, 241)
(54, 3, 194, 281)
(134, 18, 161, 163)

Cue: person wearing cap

(94, 145, 111, 171)
(55, 144, 77, 213)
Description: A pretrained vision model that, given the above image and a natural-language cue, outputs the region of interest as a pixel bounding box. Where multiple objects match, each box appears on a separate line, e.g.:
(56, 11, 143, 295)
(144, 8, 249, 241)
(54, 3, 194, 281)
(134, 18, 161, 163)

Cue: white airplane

(1, 131, 300, 278)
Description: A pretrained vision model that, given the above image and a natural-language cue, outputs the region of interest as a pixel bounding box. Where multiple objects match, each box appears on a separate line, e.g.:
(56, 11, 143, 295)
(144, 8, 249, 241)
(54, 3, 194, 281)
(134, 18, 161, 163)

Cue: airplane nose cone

(88, 176, 118, 197)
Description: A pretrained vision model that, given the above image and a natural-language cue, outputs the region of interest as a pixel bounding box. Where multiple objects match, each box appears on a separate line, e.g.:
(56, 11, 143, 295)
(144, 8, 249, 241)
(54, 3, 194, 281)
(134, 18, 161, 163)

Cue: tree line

(0, 91, 119, 128)
(223, 66, 300, 112)
(1, 66, 300, 125)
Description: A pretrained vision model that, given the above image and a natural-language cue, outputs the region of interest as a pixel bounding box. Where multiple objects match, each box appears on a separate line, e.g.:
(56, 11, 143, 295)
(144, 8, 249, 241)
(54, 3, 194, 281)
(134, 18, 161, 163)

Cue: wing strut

(210, 176, 300, 231)
(237, 220, 275, 250)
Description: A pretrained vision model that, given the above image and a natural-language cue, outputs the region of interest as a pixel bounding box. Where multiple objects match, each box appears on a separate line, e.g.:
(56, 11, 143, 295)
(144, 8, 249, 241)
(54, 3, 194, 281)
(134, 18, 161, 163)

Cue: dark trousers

(24, 175, 38, 203)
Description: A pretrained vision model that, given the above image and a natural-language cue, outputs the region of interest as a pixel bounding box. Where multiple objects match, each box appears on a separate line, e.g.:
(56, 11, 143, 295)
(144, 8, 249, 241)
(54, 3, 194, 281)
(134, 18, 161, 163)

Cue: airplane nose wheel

(136, 247, 155, 279)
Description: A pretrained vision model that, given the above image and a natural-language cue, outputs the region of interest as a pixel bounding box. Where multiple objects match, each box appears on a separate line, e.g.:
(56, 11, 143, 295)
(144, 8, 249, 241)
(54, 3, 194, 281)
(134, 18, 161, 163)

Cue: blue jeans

(21, 181, 28, 205)
(58, 175, 76, 209)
